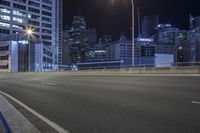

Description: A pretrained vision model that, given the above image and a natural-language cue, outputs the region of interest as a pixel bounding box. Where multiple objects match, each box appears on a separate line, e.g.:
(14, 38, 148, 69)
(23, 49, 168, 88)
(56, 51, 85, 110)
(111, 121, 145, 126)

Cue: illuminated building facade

(67, 16, 97, 64)
(0, 39, 51, 72)
(0, 0, 63, 71)
(142, 15, 159, 38)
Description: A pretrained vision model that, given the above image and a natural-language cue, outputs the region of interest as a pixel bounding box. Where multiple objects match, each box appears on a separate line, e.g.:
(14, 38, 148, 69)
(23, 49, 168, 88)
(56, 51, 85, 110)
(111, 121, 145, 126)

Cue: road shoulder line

(192, 101, 200, 105)
(0, 94, 40, 133)
(0, 91, 70, 133)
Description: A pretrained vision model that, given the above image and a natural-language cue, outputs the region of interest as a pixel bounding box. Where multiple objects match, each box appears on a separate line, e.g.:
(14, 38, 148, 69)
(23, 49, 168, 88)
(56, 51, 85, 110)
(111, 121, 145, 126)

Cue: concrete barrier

(65, 65, 200, 75)
(1, 65, 199, 75)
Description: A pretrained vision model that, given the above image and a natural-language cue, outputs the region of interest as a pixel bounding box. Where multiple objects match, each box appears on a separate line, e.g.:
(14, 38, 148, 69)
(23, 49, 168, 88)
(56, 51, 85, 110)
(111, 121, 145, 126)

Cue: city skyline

(0, 1, 200, 133)
(63, 0, 200, 40)
(0, 0, 200, 71)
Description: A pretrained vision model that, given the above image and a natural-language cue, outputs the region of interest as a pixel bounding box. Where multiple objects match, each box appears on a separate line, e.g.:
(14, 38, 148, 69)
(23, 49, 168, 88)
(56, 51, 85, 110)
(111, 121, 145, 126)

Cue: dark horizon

(63, 0, 200, 40)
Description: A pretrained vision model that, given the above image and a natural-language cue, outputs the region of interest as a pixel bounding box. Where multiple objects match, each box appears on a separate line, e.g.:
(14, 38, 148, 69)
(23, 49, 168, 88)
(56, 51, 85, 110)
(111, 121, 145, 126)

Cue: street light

(176, 46, 183, 64)
(26, 28, 33, 72)
(131, 0, 135, 67)
(110, 0, 135, 67)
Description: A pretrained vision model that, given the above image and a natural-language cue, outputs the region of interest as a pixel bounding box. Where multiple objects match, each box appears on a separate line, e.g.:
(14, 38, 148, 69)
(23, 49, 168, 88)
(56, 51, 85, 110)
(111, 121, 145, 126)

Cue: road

(0, 73, 200, 133)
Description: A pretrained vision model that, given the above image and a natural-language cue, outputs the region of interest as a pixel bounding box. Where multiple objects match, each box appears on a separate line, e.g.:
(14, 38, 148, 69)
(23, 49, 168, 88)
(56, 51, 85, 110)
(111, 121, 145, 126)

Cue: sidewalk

(0, 94, 40, 133)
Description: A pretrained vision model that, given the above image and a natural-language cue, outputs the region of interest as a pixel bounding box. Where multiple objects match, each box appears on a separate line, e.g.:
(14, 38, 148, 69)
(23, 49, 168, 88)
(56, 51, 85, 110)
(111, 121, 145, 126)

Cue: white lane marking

(41, 82, 57, 86)
(26, 78, 40, 81)
(0, 91, 70, 133)
(192, 101, 200, 105)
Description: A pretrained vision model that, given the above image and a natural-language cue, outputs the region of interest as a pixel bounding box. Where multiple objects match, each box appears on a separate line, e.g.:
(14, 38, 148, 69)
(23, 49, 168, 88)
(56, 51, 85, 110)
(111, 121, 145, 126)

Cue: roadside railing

(1, 62, 200, 74)
(64, 62, 200, 74)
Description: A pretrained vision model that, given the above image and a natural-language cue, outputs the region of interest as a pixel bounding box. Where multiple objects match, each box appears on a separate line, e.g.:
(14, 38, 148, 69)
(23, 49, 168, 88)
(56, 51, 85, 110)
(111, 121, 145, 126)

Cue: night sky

(63, 0, 200, 40)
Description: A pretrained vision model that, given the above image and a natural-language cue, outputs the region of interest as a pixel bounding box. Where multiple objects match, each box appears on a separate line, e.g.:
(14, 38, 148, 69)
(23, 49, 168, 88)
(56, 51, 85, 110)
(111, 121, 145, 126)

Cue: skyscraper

(142, 15, 159, 38)
(56, 0, 63, 66)
(72, 16, 86, 31)
(155, 24, 179, 45)
(62, 30, 71, 66)
(67, 16, 97, 64)
(0, 0, 63, 72)
(153, 24, 179, 66)
(190, 14, 200, 30)
(187, 14, 200, 62)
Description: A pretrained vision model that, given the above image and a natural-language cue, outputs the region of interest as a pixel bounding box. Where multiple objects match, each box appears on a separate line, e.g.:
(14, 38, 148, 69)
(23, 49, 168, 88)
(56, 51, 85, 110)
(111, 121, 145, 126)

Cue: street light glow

(178, 46, 183, 50)
(27, 29, 33, 35)
(25, 27, 34, 37)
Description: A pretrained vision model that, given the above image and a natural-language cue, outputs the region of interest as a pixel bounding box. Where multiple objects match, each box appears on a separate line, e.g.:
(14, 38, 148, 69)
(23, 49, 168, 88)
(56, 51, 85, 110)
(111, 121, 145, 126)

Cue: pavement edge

(0, 91, 70, 133)
(0, 94, 40, 133)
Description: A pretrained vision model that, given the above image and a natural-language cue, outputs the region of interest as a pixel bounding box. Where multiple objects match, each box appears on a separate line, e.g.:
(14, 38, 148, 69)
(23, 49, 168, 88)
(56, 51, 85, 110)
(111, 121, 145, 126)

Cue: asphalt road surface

(0, 73, 200, 133)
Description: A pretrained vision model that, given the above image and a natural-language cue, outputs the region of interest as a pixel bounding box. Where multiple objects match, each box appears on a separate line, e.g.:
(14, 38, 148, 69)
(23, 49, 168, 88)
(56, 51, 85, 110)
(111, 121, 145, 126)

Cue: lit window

(13, 10, 26, 17)
(0, 22, 10, 27)
(12, 25, 23, 30)
(0, 15, 10, 21)
(13, 17, 24, 23)
(28, 14, 31, 18)
(0, 8, 10, 14)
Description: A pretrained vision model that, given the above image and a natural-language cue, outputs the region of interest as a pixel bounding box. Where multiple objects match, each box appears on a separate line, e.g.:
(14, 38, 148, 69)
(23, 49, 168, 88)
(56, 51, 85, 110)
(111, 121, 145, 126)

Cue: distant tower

(72, 16, 86, 31)
(142, 15, 159, 38)
(190, 13, 194, 30)
(67, 16, 97, 64)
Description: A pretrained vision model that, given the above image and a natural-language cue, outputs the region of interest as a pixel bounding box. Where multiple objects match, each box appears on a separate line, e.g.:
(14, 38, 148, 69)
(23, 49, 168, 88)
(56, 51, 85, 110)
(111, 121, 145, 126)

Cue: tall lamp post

(131, 0, 135, 67)
(176, 46, 183, 65)
(26, 29, 33, 72)
(111, 0, 135, 67)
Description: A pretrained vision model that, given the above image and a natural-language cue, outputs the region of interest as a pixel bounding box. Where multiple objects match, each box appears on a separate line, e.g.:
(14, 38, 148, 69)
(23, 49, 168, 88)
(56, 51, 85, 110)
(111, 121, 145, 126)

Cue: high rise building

(72, 16, 86, 31)
(153, 24, 179, 66)
(68, 16, 87, 64)
(67, 16, 97, 64)
(155, 24, 179, 45)
(190, 14, 200, 30)
(142, 15, 159, 38)
(62, 30, 71, 66)
(187, 14, 200, 62)
(83, 35, 112, 63)
(0, 0, 63, 72)
(56, 0, 63, 66)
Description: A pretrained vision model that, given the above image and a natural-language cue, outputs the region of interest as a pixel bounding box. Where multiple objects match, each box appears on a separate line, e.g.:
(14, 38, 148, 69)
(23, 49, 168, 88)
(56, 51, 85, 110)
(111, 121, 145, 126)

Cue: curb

(0, 91, 70, 133)
(0, 95, 40, 133)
